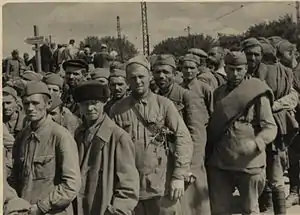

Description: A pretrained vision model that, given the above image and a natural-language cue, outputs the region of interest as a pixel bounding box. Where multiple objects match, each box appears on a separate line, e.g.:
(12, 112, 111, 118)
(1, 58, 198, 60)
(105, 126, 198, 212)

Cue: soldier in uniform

(104, 68, 129, 114)
(242, 38, 298, 214)
(9, 81, 81, 215)
(61, 59, 89, 117)
(5, 49, 26, 79)
(3, 86, 26, 138)
(206, 46, 228, 88)
(110, 55, 193, 215)
(206, 51, 277, 215)
(48, 94, 81, 136)
(43, 73, 64, 98)
(152, 54, 211, 215)
(72, 80, 139, 215)
(181, 54, 214, 127)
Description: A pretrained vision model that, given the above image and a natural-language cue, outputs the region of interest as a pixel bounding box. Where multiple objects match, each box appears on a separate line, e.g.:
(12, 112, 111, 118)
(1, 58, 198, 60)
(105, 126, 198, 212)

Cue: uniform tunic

(110, 91, 193, 200)
(10, 116, 81, 215)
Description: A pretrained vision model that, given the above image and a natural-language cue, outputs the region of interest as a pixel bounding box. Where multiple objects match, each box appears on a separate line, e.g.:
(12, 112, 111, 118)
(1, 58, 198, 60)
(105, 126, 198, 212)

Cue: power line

(214, 4, 245, 21)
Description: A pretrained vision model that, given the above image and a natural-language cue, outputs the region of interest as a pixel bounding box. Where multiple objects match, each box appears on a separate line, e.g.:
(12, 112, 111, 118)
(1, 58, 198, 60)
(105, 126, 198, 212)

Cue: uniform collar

(28, 116, 52, 142)
(132, 90, 154, 105)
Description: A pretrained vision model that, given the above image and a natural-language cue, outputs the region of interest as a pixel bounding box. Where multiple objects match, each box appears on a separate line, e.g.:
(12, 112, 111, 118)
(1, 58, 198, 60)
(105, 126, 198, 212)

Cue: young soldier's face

(281, 49, 297, 69)
(79, 100, 104, 122)
(47, 84, 62, 98)
(182, 61, 199, 81)
(244, 46, 262, 70)
(153, 64, 175, 91)
(23, 94, 51, 122)
(49, 106, 62, 124)
(226, 64, 248, 87)
(126, 64, 151, 96)
(3, 94, 18, 118)
(109, 76, 128, 99)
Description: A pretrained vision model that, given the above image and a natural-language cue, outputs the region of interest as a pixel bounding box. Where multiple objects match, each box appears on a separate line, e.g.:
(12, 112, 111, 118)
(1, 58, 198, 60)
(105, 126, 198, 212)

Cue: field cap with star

(225, 51, 248, 66)
(43, 73, 64, 89)
(126, 55, 151, 71)
(188, 48, 208, 58)
(90, 68, 110, 80)
(182, 54, 200, 65)
(153, 54, 177, 69)
(241, 37, 262, 51)
(23, 81, 51, 98)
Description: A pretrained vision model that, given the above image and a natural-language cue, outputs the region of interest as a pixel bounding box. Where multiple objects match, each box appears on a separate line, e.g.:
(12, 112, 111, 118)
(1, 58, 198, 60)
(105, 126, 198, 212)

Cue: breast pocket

(33, 155, 55, 180)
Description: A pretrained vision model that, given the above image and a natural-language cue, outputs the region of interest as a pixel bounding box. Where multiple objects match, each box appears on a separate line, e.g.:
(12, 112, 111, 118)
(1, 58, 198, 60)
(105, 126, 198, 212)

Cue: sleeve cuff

(37, 199, 51, 214)
(255, 137, 266, 152)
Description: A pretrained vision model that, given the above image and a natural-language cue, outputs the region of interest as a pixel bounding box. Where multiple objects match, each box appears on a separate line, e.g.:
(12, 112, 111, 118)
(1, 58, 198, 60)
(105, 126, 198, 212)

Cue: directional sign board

(25, 36, 45, 45)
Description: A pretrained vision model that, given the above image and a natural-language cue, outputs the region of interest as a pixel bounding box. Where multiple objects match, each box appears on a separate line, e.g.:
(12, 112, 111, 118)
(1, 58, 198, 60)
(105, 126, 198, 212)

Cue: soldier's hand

(170, 179, 185, 201)
(241, 140, 258, 155)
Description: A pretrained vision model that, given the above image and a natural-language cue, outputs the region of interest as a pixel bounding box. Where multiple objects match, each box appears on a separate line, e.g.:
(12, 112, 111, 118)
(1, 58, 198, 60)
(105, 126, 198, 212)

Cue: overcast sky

(2, 1, 295, 57)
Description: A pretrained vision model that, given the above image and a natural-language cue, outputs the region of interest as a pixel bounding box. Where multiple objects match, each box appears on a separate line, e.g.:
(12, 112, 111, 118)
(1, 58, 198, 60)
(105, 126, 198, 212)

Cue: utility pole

(185, 26, 192, 48)
(296, 1, 300, 40)
(33, 25, 42, 73)
(116, 16, 124, 62)
(141, 1, 150, 56)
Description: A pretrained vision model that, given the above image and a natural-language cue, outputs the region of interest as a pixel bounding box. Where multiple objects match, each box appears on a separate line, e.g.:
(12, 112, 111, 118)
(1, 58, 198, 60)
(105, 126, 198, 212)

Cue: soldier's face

(280, 49, 297, 69)
(226, 64, 248, 87)
(47, 84, 62, 98)
(65, 67, 84, 88)
(244, 46, 262, 70)
(208, 48, 222, 67)
(3, 94, 18, 118)
(182, 61, 199, 81)
(79, 100, 104, 122)
(153, 64, 174, 90)
(49, 106, 62, 124)
(23, 94, 51, 122)
(109, 76, 128, 99)
(126, 64, 151, 96)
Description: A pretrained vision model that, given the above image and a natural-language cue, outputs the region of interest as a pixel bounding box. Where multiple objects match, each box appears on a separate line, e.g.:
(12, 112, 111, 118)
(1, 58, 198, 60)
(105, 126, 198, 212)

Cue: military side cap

(21, 70, 43, 82)
(257, 38, 276, 57)
(188, 48, 208, 58)
(23, 81, 51, 98)
(109, 68, 126, 78)
(225, 51, 247, 66)
(268, 36, 283, 48)
(126, 55, 150, 71)
(73, 80, 110, 102)
(182, 54, 200, 65)
(153, 54, 176, 69)
(62, 59, 88, 71)
(90, 68, 110, 80)
(49, 94, 63, 112)
(3, 86, 18, 99)
(43, 74, 64, 89)
(277, 40, 294, 54)
(241, 37, 261, 51)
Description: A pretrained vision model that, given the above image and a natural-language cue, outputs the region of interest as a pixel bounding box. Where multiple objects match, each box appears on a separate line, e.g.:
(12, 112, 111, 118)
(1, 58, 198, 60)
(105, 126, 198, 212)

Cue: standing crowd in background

(3, 35, 300, 215)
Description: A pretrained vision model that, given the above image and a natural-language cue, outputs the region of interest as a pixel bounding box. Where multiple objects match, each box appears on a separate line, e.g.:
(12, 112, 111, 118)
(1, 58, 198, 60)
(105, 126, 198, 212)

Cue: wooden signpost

(24, 25, 44, 73)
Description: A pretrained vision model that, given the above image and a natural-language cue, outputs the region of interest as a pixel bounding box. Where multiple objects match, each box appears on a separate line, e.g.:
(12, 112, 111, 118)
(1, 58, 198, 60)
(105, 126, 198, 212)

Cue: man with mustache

(72, 80, 139, 215)
(110, 55, 193, 215)
(104, 68, 129, 114)
(152, 54, 211, 215)
(3, 86, 26, 138)
(9, 81, 81, 215)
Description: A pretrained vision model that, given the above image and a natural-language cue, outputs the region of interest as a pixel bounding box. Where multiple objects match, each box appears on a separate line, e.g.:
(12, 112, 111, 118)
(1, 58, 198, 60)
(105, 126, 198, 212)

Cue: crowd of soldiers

(3, 35, 300, 215)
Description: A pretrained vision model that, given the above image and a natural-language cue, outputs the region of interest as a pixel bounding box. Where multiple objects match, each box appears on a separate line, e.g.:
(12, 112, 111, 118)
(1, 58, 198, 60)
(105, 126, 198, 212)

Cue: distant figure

(40, 42, 53, 73)
(62, 39, 79, 61)
(93, 44, 113, 68)
(6, 50, 26, 79)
